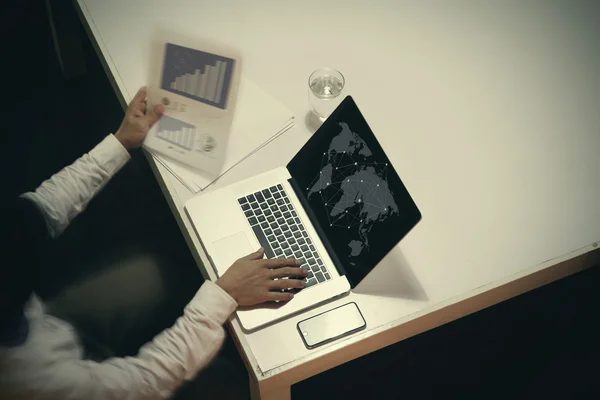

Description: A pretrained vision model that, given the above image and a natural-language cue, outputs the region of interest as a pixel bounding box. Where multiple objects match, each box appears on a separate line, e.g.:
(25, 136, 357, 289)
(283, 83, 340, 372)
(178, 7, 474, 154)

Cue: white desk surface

(78, 0, 600, 383)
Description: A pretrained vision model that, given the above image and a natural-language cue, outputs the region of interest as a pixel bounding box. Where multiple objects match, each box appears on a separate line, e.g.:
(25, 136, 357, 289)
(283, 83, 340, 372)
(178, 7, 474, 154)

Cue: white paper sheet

(155, 120, 294, 193)
(143, 40, 242, 177)
(151, 77, 295, 193)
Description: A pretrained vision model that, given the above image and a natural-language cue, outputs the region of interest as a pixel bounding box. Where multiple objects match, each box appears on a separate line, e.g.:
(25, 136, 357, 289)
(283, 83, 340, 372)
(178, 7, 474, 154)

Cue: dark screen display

(287, 97, 421, 286)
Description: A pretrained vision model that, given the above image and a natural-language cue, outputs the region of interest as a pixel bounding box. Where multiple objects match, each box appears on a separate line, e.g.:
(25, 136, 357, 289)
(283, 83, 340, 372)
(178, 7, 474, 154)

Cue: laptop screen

(287, 97, 421, 287)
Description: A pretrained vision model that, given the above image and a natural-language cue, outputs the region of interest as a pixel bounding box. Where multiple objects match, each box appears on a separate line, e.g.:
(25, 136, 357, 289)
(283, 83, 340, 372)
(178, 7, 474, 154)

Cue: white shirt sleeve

(18, 281, 238, 400)
(6, 135, 241, 399)
(21, 134, 130, 238)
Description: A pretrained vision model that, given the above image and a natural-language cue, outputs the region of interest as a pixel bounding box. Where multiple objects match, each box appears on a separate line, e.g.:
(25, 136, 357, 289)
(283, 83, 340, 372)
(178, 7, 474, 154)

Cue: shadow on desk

(304, 111, 323, 133)
(353, 250, 428, 301)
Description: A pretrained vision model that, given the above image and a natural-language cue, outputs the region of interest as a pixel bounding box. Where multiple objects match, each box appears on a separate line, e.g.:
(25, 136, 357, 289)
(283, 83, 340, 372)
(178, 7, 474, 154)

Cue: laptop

(185, 96, 422, 331)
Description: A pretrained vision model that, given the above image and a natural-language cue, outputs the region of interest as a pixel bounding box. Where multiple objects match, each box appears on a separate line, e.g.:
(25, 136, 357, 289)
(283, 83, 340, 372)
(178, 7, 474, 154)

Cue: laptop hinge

(287, 177, 350, 281)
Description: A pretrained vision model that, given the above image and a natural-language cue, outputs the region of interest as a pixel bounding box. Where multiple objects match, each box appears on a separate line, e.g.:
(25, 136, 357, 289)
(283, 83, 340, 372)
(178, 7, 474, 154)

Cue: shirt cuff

(186, 281, 238, 326)
(89, 134, 131, 175)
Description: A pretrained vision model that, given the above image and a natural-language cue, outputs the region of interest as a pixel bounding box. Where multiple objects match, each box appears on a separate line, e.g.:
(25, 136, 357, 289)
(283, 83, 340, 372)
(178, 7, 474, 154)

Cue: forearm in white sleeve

(28, 281, 237, 400)
(21, 134, 130, 238)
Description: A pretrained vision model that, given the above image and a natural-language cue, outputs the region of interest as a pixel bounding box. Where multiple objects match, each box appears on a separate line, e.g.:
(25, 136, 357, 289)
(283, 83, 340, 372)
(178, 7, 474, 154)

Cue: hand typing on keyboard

(216, 248, 308, 306)
(238, 185, 331, 288)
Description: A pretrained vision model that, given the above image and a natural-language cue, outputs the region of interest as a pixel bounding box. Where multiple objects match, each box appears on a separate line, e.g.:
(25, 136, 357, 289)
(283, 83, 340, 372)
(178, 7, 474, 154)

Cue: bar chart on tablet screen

(161, 43, 235, 109)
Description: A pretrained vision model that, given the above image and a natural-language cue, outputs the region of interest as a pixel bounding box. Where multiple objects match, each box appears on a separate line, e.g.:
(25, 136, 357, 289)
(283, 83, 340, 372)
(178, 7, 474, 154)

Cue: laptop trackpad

(211, 232, 254, 273)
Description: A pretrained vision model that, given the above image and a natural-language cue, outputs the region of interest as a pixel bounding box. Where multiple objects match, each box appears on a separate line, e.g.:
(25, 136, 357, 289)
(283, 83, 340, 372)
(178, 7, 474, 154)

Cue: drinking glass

(308, 68, 345, 121)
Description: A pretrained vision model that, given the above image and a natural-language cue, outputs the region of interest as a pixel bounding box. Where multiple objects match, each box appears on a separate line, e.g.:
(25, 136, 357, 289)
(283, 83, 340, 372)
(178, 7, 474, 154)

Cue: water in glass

(309, 69, 345, 121)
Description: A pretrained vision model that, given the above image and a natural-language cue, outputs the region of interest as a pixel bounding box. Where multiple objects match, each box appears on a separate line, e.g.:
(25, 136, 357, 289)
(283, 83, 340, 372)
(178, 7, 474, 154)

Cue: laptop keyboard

(237, 184, 331, 288)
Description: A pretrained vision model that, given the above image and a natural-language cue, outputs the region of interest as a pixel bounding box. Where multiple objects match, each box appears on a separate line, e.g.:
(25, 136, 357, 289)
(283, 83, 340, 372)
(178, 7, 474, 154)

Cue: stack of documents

(152, 77, 295, 193)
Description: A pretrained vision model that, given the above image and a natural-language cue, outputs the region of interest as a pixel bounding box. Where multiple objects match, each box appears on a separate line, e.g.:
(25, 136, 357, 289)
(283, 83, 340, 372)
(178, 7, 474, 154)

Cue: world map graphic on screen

(305, 122, 399, 263)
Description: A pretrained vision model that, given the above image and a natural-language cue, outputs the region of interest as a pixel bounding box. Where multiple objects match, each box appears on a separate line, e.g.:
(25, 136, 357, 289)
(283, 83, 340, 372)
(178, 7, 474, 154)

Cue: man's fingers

(127, 87, 149, 116)
(141, 104, 164, 128)
(243, 248, 265, 260)
(130, 86, 147, 108)
(268, 278, 306, 290)
(154, 104, 165, 116)
(265, 291, 294, 302)
(269, 267, 307, 279)
(261, 258, 300, 269)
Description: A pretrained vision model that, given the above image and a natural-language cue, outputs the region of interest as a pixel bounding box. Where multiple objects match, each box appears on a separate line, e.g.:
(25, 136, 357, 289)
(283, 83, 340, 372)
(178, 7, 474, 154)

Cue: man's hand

(115, 87, 165, 150)
(216, 248, 308, 306)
